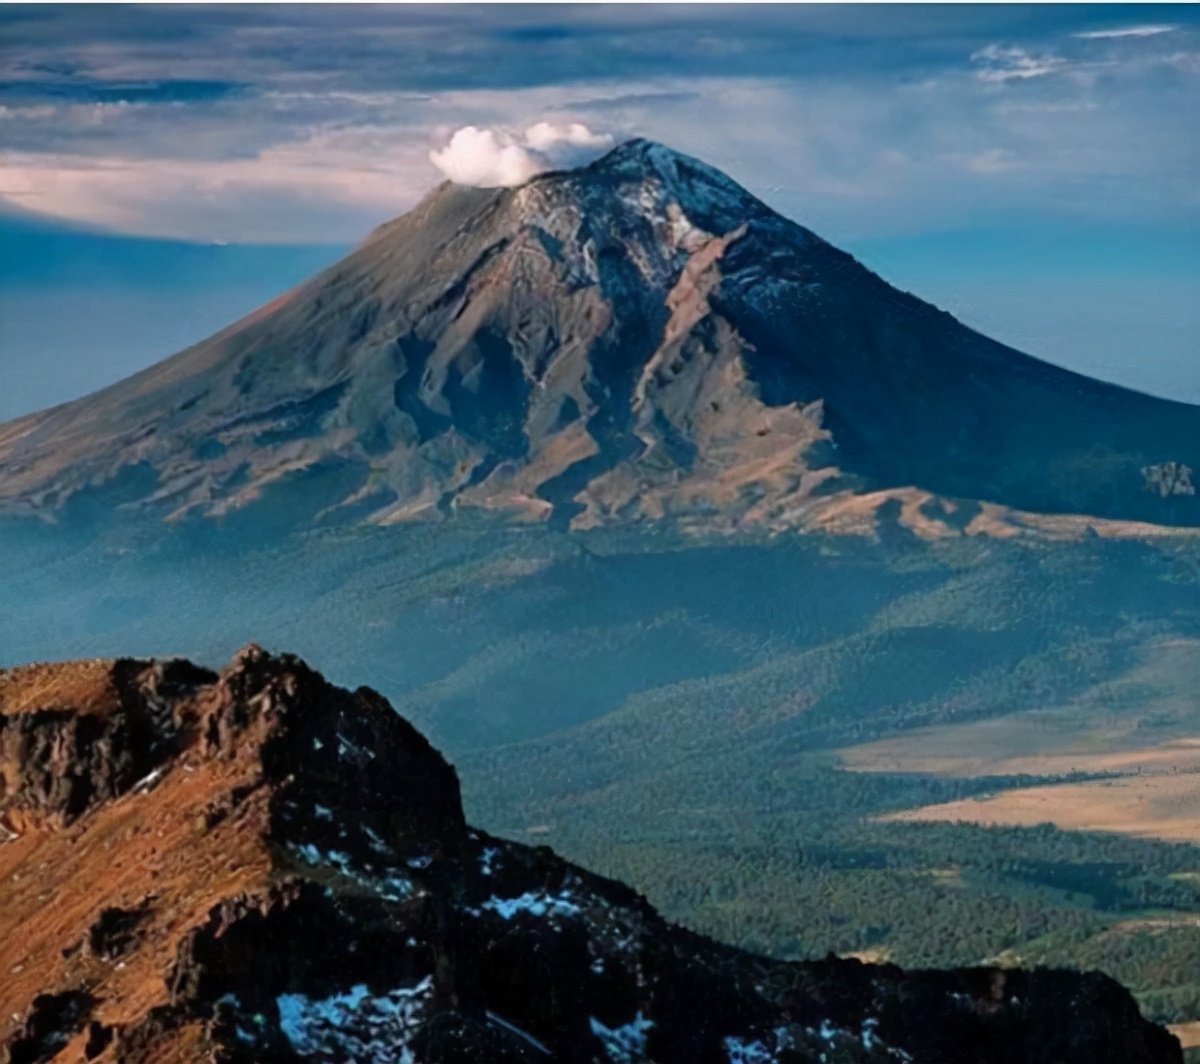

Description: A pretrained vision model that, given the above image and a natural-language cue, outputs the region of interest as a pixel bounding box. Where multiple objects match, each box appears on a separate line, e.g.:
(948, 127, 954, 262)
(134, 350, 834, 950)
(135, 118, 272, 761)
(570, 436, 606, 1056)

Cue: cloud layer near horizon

(0, 5, 1197, 244)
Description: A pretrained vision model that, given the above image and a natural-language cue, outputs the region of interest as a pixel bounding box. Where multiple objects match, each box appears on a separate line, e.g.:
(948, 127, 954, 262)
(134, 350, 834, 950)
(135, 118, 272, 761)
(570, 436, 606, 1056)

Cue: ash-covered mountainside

(0, 139, 1196, 537)
(0, 648, 1183, 1064)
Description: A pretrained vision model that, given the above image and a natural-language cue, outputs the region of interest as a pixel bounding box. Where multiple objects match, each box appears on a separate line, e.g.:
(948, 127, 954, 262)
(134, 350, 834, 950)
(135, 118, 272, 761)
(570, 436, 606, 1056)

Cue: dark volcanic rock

(0, 658, 215, 826)
(0, 649, 1184, 1063)
(6, 992, 97, 1064)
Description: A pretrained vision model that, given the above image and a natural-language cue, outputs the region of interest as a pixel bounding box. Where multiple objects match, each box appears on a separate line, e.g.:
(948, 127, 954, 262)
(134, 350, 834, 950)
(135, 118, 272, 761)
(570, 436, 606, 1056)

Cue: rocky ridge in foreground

(0, 648, 1183, 1063)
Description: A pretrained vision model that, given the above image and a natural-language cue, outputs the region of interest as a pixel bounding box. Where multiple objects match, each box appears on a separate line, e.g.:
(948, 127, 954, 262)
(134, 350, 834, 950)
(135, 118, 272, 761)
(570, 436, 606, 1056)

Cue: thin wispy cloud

(1074, 25, 1177, 40)
(971, 44, 1064, 82)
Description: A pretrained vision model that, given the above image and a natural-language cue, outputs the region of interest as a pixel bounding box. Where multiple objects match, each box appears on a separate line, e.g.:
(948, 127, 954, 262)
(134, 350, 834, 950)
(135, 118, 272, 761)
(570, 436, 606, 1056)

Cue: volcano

(3, 145, 1200, 1042)
(0, 139, 1196, 535)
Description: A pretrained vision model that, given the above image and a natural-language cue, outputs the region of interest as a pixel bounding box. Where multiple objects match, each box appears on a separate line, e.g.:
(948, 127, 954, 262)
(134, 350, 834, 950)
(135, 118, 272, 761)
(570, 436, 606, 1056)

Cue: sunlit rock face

(0, 648, 1184, 1063)
(1, 138, 1197, 538)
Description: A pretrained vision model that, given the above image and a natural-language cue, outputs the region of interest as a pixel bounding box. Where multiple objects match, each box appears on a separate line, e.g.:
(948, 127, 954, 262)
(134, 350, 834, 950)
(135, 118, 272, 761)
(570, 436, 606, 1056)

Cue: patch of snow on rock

(666, 203, 710, 253)
(482, 889, 580, 921)
(480, 846, 502, 876)
(724, 1036, 776, 1064)
(589, 1011, 653, 1063)
(861, 1016, 880, 1051)
(362, 825, 391, 855)
(337, 732, 374, 762)
(289, 843, 414, 902)
(276, 976, 432, 1064)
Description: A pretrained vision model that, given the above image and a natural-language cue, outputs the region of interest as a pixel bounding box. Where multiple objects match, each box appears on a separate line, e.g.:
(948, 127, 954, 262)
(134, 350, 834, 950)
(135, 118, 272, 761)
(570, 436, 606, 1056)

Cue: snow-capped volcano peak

(0, 141, 1196, 537)
(557, 137, 778, 237)
(585, 138, 743, 196)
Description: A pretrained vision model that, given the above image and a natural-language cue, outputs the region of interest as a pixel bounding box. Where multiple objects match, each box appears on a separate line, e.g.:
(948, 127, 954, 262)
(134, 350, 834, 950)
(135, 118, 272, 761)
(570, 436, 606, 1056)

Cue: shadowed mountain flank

(0, 649, 1184, 1063)
(0, 140, 1196, 537)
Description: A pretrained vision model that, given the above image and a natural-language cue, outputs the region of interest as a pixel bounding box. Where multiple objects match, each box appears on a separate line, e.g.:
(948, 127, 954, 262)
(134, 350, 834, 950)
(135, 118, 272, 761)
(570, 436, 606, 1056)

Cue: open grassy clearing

(878, 771, 1200, 845)
(1169, 1020, 1200, 1050)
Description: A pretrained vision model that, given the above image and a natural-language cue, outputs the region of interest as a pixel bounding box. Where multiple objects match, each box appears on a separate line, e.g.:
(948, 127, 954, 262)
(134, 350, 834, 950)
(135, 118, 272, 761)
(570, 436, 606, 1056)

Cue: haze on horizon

(1, 2, 1197, 419)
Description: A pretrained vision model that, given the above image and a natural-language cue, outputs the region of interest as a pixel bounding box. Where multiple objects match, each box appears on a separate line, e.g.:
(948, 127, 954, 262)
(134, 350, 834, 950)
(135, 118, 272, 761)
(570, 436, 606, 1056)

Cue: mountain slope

(0, 647, 1183, 1063)
(0, 139, 1196, 534)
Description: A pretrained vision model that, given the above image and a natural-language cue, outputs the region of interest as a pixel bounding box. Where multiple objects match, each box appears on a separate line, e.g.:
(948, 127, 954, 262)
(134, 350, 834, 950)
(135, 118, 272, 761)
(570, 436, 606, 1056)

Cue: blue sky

(1, 3, 1197, 419)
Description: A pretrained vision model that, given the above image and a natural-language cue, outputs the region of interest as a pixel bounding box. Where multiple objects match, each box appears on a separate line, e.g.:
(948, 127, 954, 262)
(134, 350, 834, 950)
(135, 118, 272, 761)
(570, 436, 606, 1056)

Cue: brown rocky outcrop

(0, 649, 1184, 1063)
